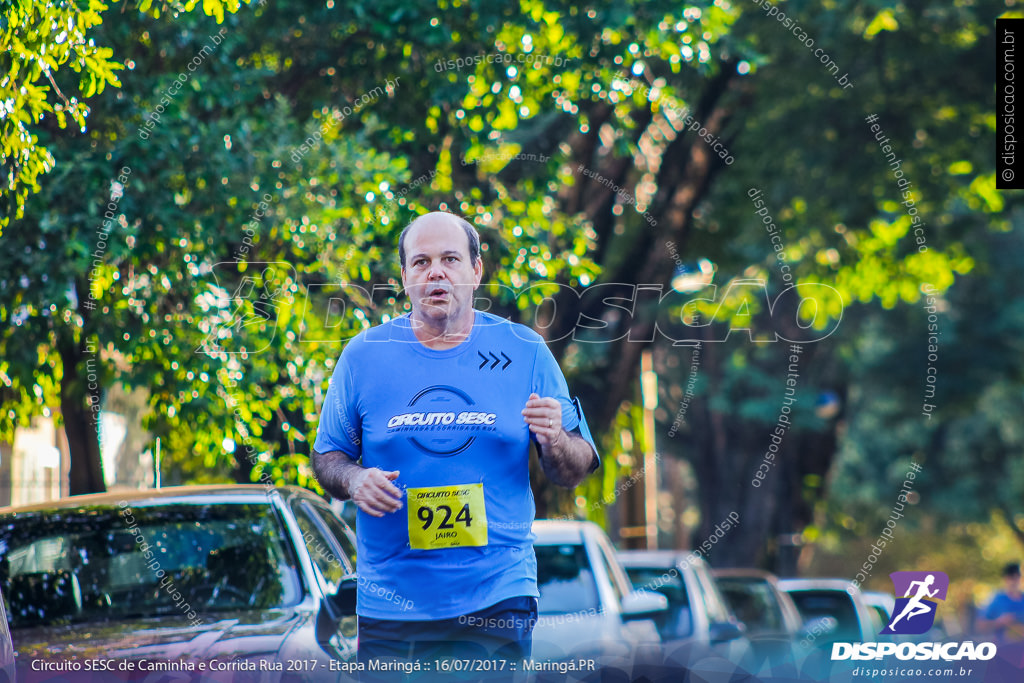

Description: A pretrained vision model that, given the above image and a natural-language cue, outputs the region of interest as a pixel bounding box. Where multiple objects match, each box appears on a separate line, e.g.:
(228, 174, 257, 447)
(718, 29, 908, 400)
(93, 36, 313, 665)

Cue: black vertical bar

(997, 18, 1024, 190)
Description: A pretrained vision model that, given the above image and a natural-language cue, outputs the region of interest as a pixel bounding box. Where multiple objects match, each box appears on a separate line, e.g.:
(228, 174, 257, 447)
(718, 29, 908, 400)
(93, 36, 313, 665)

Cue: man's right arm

(311, 449, 403, 517)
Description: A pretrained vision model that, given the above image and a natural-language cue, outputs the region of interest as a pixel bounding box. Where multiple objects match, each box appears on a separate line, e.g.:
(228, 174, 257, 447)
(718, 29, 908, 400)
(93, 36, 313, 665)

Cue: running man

(311, 211, 599, 666)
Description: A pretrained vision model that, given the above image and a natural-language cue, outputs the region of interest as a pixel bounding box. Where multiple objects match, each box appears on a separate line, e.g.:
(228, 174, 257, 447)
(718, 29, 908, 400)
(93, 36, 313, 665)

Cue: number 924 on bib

(407, 483, 488, 550)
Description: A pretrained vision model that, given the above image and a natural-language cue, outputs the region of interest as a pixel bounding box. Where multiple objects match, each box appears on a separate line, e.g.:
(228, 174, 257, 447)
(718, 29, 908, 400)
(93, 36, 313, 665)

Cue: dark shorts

(357, 595, 537, 669)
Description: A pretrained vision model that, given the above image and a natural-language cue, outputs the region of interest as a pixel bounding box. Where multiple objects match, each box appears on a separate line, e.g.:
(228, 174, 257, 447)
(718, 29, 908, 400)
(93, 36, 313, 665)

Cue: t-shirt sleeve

(313, 350, 362, 460)
(532, 342, 600, 468)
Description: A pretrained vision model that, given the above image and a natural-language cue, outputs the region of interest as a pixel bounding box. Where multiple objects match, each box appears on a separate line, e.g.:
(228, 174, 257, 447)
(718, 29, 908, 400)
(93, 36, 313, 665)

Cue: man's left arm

(522, 393, 598, 488)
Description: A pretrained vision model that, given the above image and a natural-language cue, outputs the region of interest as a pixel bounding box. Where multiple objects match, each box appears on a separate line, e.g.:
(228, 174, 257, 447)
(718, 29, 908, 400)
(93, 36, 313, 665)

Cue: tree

(820, 223, 1024, 559)
(300, 0, 999, 566)
(2, 0, 589, 495)
(2, 0, 1017, 580)
(1, 0, 386, 493)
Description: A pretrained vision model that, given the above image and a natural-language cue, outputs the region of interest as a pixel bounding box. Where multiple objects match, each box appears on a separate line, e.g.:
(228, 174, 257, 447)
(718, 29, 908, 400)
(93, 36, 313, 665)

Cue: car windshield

(535, 543, 598, 615)
(787, 589, 860, 641)
(0, 502, 303, 628)
(624, 566, 693, 639)
(718, 579, 785, 633)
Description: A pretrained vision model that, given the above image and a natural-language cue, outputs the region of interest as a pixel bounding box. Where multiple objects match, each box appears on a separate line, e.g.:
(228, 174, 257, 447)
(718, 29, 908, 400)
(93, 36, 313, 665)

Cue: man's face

(1005, 573, 1021, 593)
(400, 216, 483, 327)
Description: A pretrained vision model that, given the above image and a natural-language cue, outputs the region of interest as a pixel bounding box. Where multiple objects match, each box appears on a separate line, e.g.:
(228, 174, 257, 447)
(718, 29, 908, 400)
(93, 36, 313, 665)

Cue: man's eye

(445, 256, 457, 262)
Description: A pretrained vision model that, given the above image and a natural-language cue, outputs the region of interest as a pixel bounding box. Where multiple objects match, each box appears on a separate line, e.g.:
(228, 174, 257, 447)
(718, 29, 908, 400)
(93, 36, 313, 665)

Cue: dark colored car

(0, 586, 12, 683)
(713, 568, 809, 676)
(0, 485, 359, 681)
(778, 578, 877, 645)
(713, 569, 804, 641)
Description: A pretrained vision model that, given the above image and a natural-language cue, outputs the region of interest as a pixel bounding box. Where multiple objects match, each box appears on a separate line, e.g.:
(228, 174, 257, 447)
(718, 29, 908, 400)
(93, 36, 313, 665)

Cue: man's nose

(427, 261, 446, 279)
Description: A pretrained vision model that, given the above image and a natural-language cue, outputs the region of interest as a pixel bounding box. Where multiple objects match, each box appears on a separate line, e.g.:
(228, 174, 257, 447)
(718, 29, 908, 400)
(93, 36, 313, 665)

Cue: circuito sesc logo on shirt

(386, 385, 497, 457)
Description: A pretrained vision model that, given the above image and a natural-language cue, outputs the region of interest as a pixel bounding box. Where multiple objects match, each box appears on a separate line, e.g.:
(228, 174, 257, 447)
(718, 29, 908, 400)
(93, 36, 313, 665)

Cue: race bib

(407, 483, 488, 550)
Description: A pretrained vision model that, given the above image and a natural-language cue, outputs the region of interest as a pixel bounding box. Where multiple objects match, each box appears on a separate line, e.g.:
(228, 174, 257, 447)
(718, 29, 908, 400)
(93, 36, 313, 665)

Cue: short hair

(398, 213, 480, 268)
(1003, 562, 1021, 578)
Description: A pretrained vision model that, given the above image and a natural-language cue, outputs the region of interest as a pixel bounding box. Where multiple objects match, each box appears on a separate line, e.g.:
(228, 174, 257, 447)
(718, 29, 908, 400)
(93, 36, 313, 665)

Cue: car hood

(532, 612, 633, 661)
(14, 607, 306, 663)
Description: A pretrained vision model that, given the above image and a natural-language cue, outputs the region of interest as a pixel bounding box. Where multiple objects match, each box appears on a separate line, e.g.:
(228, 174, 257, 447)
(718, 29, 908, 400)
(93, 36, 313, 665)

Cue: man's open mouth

(426, 286, 449, 299)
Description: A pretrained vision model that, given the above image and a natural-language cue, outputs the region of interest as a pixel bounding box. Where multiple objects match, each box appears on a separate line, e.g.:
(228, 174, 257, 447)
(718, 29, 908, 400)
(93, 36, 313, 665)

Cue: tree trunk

(58, 336, 105, 496)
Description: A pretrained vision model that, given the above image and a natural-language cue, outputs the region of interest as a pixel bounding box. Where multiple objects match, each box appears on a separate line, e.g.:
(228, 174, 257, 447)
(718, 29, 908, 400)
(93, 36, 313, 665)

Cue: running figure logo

(881, 571, 949, 635)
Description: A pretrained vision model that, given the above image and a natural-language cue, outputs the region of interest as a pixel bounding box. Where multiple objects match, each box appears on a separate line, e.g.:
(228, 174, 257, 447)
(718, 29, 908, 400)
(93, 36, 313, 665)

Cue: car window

(787, 589, 861, 642)
(291, 503, 352, 594)
(302, 499, 357, 571)
(0, 503, 303, 628)
(623, 567, 690, 607)
(535, 544, 599, 615)
(693, 564, 732, 624)
(593, 539, 624, 606)
(718, 579, 784, 633)
(624, 567, 693, 639)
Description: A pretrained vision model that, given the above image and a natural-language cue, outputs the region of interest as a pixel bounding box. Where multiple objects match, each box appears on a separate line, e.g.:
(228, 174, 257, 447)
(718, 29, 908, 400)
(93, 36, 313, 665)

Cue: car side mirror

(709, 619, 746, 644)
(323, 576, 358, 621)
(620, 590, 668, 621)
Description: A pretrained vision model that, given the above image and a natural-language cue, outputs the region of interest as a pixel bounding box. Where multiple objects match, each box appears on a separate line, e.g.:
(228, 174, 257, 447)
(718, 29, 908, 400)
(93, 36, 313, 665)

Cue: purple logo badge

(881, 571, 949, 635)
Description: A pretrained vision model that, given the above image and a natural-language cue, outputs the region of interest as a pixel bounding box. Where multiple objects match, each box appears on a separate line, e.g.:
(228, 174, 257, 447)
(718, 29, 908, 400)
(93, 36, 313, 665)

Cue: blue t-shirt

(314, 310, 599, 620)
(983, 591, 1024, 641)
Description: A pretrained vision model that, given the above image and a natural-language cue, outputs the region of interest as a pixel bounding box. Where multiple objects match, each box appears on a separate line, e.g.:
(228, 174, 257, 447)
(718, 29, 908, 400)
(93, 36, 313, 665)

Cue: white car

(862, 590, 895, 634)
(531, 520, 667, 662)
(619, 551, 753, 674)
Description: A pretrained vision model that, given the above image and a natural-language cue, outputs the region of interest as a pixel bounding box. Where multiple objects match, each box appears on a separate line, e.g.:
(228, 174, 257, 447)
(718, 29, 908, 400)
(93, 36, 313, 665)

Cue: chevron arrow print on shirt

(478, 351, 512, 370)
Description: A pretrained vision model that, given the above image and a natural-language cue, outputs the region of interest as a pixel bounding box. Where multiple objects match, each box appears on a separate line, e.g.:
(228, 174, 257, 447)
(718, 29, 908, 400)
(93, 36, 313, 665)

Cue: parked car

(531, 520, 667, 663)
(0, 485, 360, 681)
(779, 578, 878, 645)
(0, 586, 13, 683)
(713, 568, 808, 676)
(617, 550, 752, 671)
(862, 590, 895, 633)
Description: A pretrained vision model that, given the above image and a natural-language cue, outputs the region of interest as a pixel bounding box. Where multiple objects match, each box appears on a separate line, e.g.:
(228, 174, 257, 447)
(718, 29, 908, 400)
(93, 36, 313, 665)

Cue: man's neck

(410, 310, 476, 350)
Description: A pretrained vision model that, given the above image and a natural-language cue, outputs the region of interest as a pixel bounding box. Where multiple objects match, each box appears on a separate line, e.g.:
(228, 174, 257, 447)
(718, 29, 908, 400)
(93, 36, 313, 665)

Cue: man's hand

(351, 468, 403, 517)
(311, 450, 403, 517)
(523, 393, 597, 488)
(522, 393, 563, 447)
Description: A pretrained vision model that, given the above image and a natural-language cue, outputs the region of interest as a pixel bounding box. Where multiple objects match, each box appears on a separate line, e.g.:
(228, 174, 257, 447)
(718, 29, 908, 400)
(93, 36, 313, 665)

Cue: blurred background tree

(1, 0, 1020, 585)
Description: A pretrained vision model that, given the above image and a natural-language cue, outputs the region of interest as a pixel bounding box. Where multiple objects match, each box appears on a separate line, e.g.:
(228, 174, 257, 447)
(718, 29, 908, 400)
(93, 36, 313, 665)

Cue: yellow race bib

(407, 483, 488, 550)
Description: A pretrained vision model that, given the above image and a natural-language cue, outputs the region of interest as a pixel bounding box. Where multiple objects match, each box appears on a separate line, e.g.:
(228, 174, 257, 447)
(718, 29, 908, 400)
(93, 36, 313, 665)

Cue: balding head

(399, 212, 480, 269)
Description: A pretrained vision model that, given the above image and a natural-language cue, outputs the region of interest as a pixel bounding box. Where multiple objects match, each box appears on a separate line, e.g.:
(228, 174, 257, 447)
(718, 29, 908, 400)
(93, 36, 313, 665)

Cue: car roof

(531, 519, 599, 544)
(617, 549, 708, 570)
(778, 578, 861, 593)
(0, 484, 311, 514)
(712, 568, 777, 580)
